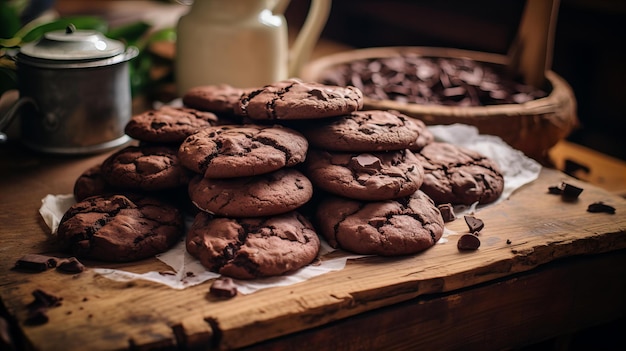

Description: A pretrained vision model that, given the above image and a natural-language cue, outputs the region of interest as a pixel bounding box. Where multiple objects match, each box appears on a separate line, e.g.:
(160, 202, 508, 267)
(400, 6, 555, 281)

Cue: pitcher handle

(0, 96, 37, 143)
(286, 0, 332, 78)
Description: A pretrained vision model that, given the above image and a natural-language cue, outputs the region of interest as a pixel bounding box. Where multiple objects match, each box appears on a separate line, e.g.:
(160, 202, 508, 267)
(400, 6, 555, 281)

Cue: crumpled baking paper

(39, 124, 541, 293)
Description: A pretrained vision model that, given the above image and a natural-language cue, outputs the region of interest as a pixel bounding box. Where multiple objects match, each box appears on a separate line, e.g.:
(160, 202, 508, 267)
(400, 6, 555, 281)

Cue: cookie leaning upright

(235, 78, 363, 120)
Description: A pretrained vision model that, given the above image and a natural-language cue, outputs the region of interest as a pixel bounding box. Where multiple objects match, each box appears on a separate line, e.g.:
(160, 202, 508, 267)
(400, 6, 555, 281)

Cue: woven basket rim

(301, 46, 575, 118)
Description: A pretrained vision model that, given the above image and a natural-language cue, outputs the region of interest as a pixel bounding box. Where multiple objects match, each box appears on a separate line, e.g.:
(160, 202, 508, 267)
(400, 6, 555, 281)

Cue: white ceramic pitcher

(175, 0, 331, 95)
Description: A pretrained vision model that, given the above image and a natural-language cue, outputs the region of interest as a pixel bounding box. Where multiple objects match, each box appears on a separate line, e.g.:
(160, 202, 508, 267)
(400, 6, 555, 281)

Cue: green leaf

(0, 2, 21, 39)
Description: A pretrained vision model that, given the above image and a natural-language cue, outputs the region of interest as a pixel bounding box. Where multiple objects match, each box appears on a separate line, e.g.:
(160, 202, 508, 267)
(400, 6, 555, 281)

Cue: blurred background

(1, 0, 625, 161)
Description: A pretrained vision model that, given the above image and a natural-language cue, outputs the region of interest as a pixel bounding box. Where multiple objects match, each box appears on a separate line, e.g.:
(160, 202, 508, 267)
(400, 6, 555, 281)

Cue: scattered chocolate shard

(457, 234, 481, 251)
(24, 289, 62, 326)
(437, 203, 456, 222)
(56, 257, 85, 273)
(210, 278, 237, 298)
(28, 289, 62, 309)
(464, 215, 484, 233)
(587, 202, 616, 214)
(547, 185, 563, 195)
(14, 254, 58, 272)
(561, 182, 583, 201)
(24, 307, 49, 326)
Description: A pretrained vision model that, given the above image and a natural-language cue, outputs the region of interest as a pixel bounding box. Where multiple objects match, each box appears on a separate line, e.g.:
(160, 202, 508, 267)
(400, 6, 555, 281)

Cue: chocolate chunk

(547, 185, 563, 195)
(464, 215, 484, 233)
(437, 203, 456, 222)
(24, 289, 62, 326)
(561, 182, 583, 200)
(457, 234, 481, 251)
(209, 278, 237, 298)
(14, 254, 58, 272)
(587, 202, 616, 214)
(349, 154, 382, 173)
(24, 307, 49, 326)
(56, 257, 85, 273)
(28, 289, 62, 309)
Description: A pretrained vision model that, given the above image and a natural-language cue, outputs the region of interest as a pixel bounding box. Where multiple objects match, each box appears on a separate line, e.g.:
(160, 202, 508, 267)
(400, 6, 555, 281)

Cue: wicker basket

(301, 46, 578, 162)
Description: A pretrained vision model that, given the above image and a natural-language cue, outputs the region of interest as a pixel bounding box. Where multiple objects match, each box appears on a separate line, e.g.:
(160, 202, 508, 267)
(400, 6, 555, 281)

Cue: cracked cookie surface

(101, 145, 191, 191)
(188, 168, 313, 217)
(186, 211, 320, 279)
(124, 106, 219, 143)
(298, 110, 420, 151)
(57, 194, 183, 262)
(305, 148, 424, 201)
(416, 141, 504, 205)
(178, 124, 308, 178)
(315, 190, 444, 256)
(235, 79, 363, 120)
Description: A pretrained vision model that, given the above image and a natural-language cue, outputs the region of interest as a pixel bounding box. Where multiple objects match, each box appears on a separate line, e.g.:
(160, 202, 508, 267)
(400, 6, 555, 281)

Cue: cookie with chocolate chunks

(315, 191, 444, 256)
(101, 145, 191, 191)
(178, 124, 308, 178)
(416, 142, 504, 205)
(305, 148, 424, 201)
(235, 79, 363, 120)
(124, 106, 219, 143)
(57, 194, 183, 262)
(188, 168, 313, 217)
(186, 211, 320, 279)
(298, 110, 419, 152)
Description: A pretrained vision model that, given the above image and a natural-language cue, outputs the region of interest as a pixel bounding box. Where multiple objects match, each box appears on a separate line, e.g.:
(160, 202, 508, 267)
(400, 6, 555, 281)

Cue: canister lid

(19, 24, 125, 61)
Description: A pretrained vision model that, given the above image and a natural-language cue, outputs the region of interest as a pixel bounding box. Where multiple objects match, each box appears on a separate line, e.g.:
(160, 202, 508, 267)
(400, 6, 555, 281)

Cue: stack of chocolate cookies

(58, 78, 506, 280)
(60, 106, 223, 262)
(177, 79, 366, 279)
(293, 110, 446, 256)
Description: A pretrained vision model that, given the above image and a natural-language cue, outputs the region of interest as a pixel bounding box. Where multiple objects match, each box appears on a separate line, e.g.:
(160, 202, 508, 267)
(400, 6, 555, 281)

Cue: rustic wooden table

(0, 138, 625, 350)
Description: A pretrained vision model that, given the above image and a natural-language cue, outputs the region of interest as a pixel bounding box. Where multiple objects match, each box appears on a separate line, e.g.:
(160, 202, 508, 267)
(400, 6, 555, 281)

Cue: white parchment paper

(39, 124, 541, 294)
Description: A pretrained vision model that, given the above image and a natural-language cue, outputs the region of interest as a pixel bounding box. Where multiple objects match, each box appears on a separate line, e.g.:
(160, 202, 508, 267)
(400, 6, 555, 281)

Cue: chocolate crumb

(14, 254, 58, 272)
(56, 257, 85, 273)
(210, 278, 237, 298)
(438, 203, 456, 222)
(457, 234, 481, 251)
(464, 215, 484, 233)
(587, 202, 616, 214)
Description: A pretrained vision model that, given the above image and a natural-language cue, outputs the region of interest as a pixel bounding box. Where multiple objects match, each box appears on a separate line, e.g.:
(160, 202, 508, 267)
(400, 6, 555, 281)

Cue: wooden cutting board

(1, 146, 625, 350)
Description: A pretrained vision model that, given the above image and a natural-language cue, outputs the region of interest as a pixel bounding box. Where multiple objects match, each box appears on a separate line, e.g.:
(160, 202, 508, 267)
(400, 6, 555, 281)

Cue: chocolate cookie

(57, 194, 183, 262)
(298, 110, 419, 152)
(182, 84, 248, 115)
(407, 117, 434, 152)
(305, 148, 424, 201)
(188, 168, 313, 217)
(235, 79, 363, 120)
(178, 124, 308, 178)
(101, 145, 191, 191)
(416, 142, 504, 205)
(315, 191, 444, 256)
(186, 211, 320, 279)
(73, 164, 115, 201)
(124, 106, 218, 144)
